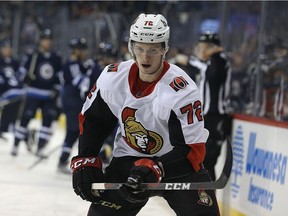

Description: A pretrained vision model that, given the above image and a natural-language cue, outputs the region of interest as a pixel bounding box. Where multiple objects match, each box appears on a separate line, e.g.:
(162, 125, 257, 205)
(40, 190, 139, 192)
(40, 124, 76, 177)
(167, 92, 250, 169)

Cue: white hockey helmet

(128, 13, 170, 57)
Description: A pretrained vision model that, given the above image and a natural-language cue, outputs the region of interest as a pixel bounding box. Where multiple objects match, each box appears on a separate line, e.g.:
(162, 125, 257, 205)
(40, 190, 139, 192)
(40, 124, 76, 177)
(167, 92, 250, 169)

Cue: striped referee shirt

(189, 52, 231, 115)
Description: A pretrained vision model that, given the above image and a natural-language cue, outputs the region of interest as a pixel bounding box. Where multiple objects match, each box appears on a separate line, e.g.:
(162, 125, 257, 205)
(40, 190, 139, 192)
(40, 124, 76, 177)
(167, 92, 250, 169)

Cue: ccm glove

(70, 156, 105, 202)
(119, 158, 164, 203)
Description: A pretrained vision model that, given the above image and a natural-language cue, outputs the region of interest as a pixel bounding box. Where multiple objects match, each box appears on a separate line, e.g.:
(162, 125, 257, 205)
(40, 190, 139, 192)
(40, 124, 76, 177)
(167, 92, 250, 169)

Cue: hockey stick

(27, 53, 38, 81)
(92, 138, 233, 191)
(27, 144, 62, 170)
(0, 96, 24, 107)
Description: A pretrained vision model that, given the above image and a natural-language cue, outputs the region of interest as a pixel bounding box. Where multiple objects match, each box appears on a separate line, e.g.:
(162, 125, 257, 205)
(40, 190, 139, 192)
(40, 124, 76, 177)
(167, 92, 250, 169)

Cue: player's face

(39, 38, 52, 51)
(133, 42, 165, 78)
(79, 49, 88, 61)
(0, 47, 12, 58)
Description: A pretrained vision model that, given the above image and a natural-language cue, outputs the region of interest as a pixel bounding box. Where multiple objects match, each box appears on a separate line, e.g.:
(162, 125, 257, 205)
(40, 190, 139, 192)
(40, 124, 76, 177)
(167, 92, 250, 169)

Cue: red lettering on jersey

(193, 100, 203, 122)
(144, 21, 153, 26)
(180, 100, 203, 125)
(180, 104, 193, 124)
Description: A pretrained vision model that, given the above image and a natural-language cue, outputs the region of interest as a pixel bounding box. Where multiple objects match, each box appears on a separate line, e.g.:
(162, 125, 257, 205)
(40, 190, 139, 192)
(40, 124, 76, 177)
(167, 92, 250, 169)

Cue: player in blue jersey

(57, 37, 102, 173)
(0, 39, 24, 139)
(11, 29, 62, 157)
(94, 41, 120, 164)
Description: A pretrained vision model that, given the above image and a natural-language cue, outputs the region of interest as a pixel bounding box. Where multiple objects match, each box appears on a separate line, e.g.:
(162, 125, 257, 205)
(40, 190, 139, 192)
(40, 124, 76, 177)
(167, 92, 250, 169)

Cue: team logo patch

(169, 76, 188, 92)
(197, 189, 213, 207)
(121, 107, 163, 155)
(107, 63, 119, 72)
(39, 63, 54, 80)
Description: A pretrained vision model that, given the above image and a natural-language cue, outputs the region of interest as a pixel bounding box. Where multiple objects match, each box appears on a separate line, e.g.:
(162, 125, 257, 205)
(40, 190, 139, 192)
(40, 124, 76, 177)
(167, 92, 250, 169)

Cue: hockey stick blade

(27, 144, 62, 170)
(92, 139, 233, 190)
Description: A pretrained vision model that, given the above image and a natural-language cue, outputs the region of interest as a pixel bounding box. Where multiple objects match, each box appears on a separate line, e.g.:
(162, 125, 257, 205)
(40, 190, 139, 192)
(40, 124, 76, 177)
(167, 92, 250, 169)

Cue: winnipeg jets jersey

(81, 60, 208, 159)
(18, 50, 62, 99)
(0, 56, 23, 100)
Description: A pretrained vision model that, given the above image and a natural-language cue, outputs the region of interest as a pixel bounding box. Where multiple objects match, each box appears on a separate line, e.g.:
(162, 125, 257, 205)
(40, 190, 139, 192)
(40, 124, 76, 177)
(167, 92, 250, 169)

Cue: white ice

(0, 119, 176, 216)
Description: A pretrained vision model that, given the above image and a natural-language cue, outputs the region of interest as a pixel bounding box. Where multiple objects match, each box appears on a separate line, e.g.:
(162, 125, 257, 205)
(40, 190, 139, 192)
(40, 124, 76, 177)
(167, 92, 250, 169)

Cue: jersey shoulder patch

(169, 76, 189, 92)
(107, 63, 120, 72)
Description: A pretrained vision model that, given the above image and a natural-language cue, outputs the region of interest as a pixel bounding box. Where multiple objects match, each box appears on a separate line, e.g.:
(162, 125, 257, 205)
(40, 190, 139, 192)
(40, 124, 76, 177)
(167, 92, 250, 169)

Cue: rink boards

(218, 114, 288, 216)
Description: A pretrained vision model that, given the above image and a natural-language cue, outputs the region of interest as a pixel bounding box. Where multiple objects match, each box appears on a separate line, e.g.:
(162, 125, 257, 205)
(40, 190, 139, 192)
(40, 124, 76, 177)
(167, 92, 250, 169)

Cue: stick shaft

(92, 139, 232, 191)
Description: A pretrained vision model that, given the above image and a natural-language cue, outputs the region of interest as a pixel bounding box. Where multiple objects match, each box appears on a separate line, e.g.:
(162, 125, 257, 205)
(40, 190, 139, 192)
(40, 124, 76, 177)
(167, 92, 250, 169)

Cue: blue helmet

(98, 41, 117, 57)
(198, 31, 221, 46)
(69, 37, 88, 49)
(40, 28, 53, 39)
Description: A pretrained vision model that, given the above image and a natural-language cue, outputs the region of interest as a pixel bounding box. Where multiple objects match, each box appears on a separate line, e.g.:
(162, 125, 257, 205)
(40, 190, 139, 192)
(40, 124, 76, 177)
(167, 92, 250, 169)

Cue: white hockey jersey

(81, 60, 209, 161)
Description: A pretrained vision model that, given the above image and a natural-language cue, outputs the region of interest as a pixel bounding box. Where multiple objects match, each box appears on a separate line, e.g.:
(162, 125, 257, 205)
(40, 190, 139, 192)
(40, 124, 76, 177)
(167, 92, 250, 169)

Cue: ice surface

(0, 119, 175, 216)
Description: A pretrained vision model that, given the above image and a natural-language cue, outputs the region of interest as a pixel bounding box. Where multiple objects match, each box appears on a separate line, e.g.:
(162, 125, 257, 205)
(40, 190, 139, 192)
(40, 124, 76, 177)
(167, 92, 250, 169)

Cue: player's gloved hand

(79, 76, 90, 99)
(119, 159, 164, 203)
(50, 89, 60, 100)
(70, 156, 105, 202)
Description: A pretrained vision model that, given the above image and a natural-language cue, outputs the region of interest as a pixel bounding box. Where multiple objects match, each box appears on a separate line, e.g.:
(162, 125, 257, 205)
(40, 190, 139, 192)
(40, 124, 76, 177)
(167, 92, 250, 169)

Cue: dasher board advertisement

(228, 115, 288, 215)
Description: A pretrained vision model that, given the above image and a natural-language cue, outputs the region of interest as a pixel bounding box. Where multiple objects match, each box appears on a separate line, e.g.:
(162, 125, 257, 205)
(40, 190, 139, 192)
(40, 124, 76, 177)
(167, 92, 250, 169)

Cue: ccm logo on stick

(165, 183, 191, 190)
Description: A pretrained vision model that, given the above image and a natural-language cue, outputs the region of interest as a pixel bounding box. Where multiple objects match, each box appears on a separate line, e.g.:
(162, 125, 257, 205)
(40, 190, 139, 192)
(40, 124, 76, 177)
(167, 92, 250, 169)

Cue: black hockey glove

(70, 156, 105, 202)
(119, 158, 164, 203)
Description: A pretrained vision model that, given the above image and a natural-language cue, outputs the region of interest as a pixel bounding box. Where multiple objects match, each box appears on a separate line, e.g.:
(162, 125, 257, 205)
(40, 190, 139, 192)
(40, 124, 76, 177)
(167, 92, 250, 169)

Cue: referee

(189, 32, 232, 180)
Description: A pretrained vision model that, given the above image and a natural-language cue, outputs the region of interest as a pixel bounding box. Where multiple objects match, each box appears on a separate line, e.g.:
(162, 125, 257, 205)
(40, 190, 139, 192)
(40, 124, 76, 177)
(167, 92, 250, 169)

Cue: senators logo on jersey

(107, 63, 120, 72)
(169, 76, 188, 92)
(121, 107, 163, 155)
(197, 189, 213, 207)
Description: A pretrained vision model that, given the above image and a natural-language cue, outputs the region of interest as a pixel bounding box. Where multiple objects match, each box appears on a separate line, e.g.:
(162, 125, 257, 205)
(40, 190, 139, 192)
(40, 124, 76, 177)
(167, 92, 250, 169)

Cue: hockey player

(11, 29, 62, 157)
(0, 39, 23, 138)
(96, 41, 119, 69)
(189, 32, 232, 181)
(95, 41, 120, 164)
(70, 13, 220, 216)
(57, 37, 101, 173)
